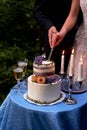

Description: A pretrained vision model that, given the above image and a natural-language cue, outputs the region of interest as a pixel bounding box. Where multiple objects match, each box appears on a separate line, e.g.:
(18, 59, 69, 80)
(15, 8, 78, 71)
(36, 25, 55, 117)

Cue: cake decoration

(31, 74, 60, 84)
(36, 76, 46, 84)
(34, 55, 46, 64)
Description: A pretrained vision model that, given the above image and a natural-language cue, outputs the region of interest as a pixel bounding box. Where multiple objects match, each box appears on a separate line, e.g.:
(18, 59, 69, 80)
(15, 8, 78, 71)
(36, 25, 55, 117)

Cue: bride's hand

(54, 30, 66, 47)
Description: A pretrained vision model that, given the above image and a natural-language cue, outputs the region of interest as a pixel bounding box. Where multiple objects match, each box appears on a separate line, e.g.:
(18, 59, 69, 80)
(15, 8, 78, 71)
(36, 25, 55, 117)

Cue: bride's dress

(73, 0, 87, 84)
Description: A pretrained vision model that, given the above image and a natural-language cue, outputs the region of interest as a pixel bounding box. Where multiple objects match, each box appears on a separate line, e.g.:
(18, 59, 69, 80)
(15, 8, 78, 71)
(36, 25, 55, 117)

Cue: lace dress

(73, 0, 87, 84)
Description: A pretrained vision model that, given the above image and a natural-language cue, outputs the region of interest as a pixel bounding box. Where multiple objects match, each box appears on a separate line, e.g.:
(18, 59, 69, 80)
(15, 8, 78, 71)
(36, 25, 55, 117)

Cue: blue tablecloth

(0, 82, 87, 130)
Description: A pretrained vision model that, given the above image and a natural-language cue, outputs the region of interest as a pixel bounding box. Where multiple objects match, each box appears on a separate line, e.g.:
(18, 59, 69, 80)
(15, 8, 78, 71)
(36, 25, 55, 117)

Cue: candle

(60, 50, 65, 74)
(77, 56, 83, 81)
(69, 49, 74, 77)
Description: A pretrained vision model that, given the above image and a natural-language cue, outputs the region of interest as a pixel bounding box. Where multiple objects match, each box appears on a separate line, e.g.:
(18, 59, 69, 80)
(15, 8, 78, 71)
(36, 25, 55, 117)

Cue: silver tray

(61, 79, 87, 94)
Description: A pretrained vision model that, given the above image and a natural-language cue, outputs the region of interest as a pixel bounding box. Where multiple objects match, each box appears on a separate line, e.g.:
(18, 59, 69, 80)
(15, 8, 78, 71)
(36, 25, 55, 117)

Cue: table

(0, 82, 87, 130)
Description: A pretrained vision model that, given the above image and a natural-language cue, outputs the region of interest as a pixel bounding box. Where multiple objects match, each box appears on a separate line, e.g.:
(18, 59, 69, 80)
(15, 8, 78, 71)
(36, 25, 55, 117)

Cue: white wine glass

(17, 59, 28, 80)
(13, 67, 23, 94)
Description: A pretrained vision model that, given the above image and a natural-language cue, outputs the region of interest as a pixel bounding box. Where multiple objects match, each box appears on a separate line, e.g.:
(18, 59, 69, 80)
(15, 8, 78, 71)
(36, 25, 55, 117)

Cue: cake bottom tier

(27, 75, 61, 104)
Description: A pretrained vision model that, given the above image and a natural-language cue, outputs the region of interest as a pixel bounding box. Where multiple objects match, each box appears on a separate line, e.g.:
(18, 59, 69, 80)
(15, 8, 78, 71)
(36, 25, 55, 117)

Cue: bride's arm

(60, 0, 80, 35)
(52, 0, 81, 47)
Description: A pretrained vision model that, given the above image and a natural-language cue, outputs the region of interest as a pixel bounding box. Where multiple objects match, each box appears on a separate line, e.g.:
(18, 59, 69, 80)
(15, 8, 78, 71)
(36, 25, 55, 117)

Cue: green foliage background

(0, 0, 40, 104)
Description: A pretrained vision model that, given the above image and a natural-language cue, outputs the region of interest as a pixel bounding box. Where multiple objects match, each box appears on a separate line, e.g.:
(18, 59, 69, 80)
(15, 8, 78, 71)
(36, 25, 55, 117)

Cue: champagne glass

(13, 67, 23, 94)
(17, 59, 28, 80)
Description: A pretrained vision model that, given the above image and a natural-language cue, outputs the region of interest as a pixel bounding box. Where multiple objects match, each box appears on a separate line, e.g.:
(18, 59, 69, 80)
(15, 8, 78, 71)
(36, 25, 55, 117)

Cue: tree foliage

(0, 0, 40, 104)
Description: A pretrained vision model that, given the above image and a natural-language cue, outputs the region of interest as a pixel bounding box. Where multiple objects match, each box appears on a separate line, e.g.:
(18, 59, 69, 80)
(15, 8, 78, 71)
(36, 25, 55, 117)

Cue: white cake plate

(23, 91, 66, 106)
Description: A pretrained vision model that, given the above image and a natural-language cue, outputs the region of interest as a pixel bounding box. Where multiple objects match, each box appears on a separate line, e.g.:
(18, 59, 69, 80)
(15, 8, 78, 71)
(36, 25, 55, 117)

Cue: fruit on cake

(27, 55, 61, 104)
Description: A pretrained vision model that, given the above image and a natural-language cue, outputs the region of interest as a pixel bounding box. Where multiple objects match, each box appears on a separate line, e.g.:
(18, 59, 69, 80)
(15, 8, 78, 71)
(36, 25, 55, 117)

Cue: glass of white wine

(17, 59, 28, 80)
(13, 67, 23, 94)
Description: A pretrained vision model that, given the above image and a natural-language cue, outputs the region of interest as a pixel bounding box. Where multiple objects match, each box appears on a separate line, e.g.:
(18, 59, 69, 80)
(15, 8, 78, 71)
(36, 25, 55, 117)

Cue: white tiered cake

(27, 56, 61, 104)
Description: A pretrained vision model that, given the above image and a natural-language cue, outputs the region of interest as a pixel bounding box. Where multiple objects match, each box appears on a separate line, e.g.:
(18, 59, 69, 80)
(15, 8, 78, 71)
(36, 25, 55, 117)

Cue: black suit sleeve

(34, 0, 54, 31)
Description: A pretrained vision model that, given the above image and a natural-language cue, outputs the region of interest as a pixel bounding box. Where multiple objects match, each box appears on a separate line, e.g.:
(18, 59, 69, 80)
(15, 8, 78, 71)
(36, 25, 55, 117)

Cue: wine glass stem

(17, 80, 20, 94)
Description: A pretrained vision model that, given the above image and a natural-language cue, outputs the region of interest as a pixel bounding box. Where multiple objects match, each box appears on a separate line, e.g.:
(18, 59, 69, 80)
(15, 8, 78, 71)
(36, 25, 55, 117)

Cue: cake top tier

(33, 55, 55, 77)
(33, 55, 61, 84)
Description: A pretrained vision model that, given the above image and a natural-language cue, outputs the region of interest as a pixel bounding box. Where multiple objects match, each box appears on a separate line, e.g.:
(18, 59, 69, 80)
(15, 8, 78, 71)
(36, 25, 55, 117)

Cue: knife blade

(47, 48, 54, 61)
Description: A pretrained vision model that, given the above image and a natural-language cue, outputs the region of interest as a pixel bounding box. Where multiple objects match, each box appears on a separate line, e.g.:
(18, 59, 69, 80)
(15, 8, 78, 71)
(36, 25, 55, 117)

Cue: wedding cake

(27, 55, 61, 104)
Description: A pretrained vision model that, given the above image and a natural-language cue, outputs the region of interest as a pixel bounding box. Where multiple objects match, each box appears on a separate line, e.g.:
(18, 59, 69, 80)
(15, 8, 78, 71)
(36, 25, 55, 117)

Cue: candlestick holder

(63, 76, 77, 104)
(73, 80, 83, 90)
(78, 80, 83, 86)
(59, 73, 66, 79)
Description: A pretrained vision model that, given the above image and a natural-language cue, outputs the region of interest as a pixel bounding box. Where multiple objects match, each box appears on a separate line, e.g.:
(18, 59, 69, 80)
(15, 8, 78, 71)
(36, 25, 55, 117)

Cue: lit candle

(69, 49, 74, 77)
(77, 56, 83, 81)
(60, 50, 65, 74)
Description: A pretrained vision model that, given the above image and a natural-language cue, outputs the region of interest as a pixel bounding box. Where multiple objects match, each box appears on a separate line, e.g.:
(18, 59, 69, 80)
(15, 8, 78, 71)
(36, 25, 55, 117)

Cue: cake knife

(47, 48, 54, 61)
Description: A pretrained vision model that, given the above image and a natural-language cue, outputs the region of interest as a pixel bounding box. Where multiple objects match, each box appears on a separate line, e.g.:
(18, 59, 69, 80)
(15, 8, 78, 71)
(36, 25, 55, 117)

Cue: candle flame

(80, 56, 83, 63)
(72, 49, 74, 54)
(62, 50, 65, 55)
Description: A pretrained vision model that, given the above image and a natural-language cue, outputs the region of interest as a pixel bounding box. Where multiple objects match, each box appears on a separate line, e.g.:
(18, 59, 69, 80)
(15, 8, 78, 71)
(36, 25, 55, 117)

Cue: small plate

(23, 92, 66, 106)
